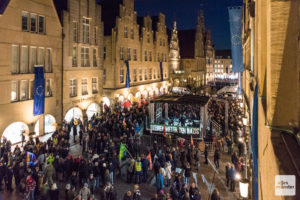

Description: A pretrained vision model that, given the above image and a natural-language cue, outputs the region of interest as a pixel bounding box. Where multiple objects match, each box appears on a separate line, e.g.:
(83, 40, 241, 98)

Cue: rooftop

(215, 49, 232, 59)
(150, 94, 210, 106)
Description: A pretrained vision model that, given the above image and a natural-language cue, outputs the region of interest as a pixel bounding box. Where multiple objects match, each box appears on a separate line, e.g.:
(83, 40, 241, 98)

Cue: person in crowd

(135, 157, 142, 184)
(156, 168, 164, 194)
(165, 161, 172, 187)
(26, 175, 36, 200)
(123, 190, 132, 200)
(214, 149, 220, 169)
(133, 184, 141, 200)
(184, 162, 191, 185)
(49, 183, 59, 200)
(79, 183, 91, 200)
(211, 188, 221, 200)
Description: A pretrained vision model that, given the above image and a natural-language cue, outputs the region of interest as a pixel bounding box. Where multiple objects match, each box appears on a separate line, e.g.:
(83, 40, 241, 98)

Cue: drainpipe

(61, 22, 64, 126)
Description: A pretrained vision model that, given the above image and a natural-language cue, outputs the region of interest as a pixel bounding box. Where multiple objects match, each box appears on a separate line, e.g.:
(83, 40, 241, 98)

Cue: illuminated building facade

(101, 0, 169, 104)
(214, 50, 237, 80)
(0, 0, 62, 143)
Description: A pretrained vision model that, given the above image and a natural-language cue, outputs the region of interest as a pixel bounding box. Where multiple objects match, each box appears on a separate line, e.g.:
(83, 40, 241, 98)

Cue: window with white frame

(30, 47, 36, 73)
(133, 69, 137, 82)
(93, 48, 97, 67)
(38, 16, 45, 34)
(120, 68, 124, 83)
(139, 68, 142, 81)
(144, 50, 147, 61)
(133, 49, 137, 61)
(73, 21, 78, 43)
(45, 48, 51, 72)
(72, 46, 77, 67)
(81, 47, 90, 67)
(144, 69, 147, 80)
(69, 79, 77, 97)
(94, 27, 97, 45)
(20, 80, 28, 100)
(22, 11, 29, 31)
(82, 18, 90, 43)
(127, 48, 131, 60)
(82, 78, 88, 95)
(130, 28, 134, 39)
(37, 47, 44, 66)
(20, 46, 28, 73)
(30, 80, 34, 99)
(120, 47, 124, 60)
(12, 45, 19, 73)
(30, 13, 37, 32)
(92, 77, 98, 94)
(149, 68, 152, 80)
(11, 81, 18, 101)
(124, 26, 128, 38)
(45, 79, 52, 97)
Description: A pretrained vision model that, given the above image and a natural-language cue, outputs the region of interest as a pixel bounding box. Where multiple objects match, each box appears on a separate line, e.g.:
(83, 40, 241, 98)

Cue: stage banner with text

(228, 6, 244, 73)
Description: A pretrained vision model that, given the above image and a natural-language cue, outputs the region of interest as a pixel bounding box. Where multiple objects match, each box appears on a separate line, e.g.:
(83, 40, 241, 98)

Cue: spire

(195, 11, 205, 58)
(170, 21, 179, 50)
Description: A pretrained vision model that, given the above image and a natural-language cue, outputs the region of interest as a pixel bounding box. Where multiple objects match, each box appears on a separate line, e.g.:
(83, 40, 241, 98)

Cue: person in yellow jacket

(135, 157, 142, 184)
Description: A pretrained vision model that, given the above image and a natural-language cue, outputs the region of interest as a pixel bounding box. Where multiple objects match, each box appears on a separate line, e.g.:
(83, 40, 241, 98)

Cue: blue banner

(228, 6, 244, 73)
(125, 60, 130, 88)
(160, 62, 163, 82)
(33, 66, 45, 116)
(251, 84, 259, 200)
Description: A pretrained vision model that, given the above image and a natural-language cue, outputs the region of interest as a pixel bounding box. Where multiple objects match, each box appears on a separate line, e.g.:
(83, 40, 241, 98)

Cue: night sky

(134, 0, 243, 50)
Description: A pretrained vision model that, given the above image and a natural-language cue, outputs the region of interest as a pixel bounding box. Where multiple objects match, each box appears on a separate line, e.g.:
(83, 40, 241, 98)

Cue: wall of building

(243, 0, 300, 199)
(0, 0, 62, 136)
(62, 0, 104, 119)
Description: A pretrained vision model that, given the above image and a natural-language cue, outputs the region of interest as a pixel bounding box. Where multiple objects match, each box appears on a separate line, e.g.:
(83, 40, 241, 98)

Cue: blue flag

(228, 6, 244, 73)
(125, 60, 130, 88)
(251, 84, 259, 200)
(160, 62, 163, 82)
(33, 66, 45, 116)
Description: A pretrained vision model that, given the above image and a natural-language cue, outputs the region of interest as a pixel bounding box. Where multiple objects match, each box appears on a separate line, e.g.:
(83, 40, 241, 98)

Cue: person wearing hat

(66, 185, 77, 200)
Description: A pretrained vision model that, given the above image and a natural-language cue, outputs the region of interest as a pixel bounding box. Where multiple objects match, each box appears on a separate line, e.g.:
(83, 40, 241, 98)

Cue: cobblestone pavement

(1, 135, 240, 200)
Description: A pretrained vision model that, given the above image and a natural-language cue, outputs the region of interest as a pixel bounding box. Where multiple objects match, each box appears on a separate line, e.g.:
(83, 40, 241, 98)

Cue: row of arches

(2, 102, 105, 144)
(116, 86, 168, 103)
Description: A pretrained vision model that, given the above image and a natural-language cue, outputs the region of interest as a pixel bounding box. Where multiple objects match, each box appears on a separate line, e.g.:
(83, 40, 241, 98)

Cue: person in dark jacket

(141, 154, 149, 182)
(49, 183, 59, 200)
(204, 147, 208, 164)
(214, 150, 220, 169)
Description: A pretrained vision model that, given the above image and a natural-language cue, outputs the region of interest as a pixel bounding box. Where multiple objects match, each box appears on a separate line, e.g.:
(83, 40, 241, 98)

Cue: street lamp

(239, 179, 249, 199)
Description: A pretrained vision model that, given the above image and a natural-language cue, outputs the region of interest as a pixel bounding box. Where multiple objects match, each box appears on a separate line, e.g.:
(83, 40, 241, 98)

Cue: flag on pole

(33, 66, 45, 116)
(26, 152, 36, 165)
(119, 143, 127, 160)
(191, 135, 195, 149)
(146, 153, 152, 170)
(125, 60, 130, 88)
(163, 124, 166, 137)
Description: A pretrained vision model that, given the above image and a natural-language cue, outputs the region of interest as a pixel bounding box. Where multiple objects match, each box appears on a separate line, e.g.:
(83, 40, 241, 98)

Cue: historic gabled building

(169, 12, 214, 89)
(101, 0, 169, 104)
(214, 50, 234, 78)
(0, 0, 62, 143)
(54, 0, 104, 122)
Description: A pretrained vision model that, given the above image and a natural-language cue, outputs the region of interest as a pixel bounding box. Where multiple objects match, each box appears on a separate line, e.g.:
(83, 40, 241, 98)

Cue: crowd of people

(0, 92, 248, 200)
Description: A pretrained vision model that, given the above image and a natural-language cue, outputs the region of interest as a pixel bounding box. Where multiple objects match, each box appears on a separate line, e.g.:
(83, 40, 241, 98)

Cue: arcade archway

(86, 103, 101, 120)
(64, 107, 83, 123)
(2, 122, 29, 144)
(35, 114, 56, 136)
